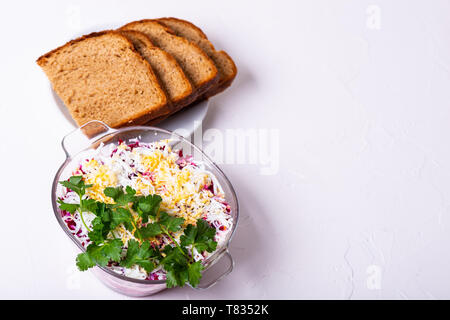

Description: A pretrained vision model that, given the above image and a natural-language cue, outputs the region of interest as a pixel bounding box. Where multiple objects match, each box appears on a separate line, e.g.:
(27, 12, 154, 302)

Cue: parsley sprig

(58, 176, 218, 288)
(57, 176, 94, 232)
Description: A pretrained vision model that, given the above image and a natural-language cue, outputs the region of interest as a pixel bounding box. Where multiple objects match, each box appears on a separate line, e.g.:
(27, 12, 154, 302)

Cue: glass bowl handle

(61, 120, 117, 158)
(193, 249, 234, 290)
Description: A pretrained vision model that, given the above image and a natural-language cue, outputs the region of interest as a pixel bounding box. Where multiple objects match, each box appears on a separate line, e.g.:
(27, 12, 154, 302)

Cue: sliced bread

(119, 30, 195, 114)
(36, 31, 168, 128)
(120, 20, 219, 100)
(158, 17, 237, 98)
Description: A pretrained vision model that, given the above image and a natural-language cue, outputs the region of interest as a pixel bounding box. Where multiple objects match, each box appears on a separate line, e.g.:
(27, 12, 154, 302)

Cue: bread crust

(37, 31, 113, 66)
(160, 17, 209, 39)
(157, 17, 237, 98)
(203, 50, 237, 98)
(37, 30, 169, 128)
(120, 19, 219, 98)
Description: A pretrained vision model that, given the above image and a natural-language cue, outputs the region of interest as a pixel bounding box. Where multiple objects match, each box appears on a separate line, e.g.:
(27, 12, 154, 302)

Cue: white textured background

(1, 0, 450, 299)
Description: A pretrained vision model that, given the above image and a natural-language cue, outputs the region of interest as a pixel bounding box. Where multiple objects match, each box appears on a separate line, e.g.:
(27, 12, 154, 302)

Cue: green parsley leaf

(166, 267, 189, 288)
(59, 176, 96, 233)
(104, 186, 136, 206)
(81, 198, 98, 213)
(137, 223, 163, 240)
(133, 194, 162, 223)
(93, 202, 109, 219)
(85, 247, 108, 267)
(161, 245, 190, 288)
(120, 239, 157, 273)
(179, 224, 196, 247)
(76, 252, 96, 271)
(57, 199, 79, 214)
(180, 219, 217, 253)
(101, 239, 123, 262)
(86, 203, 114, 245)
(69, 175, 83, 185)
(59, 176, 92, 197)
(125, 186, 136, 196)
(88, 217, 105, 245)
(187, 261, 204, 288)
(161, 245, 188, 267)
(103, 186, 121, 199)
(76, 239, 122, 271)
(159, 212, 185, 233)
(110, 207, 134, 231)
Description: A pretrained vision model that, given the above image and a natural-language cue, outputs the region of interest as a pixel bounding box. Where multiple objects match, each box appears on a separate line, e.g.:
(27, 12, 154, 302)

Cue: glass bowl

(51, 120, 239, 296)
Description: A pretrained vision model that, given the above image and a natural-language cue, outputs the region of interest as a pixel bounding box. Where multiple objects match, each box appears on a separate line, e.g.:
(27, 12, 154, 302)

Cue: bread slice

(118, 30, 195, 115)
(120, 20, 219, 100)
(37, 31, 168, 128)
(158, 17, 237, 98)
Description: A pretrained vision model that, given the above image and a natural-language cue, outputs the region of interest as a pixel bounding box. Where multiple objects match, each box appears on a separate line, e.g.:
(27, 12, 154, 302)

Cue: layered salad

(57, 138, 233, 288)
